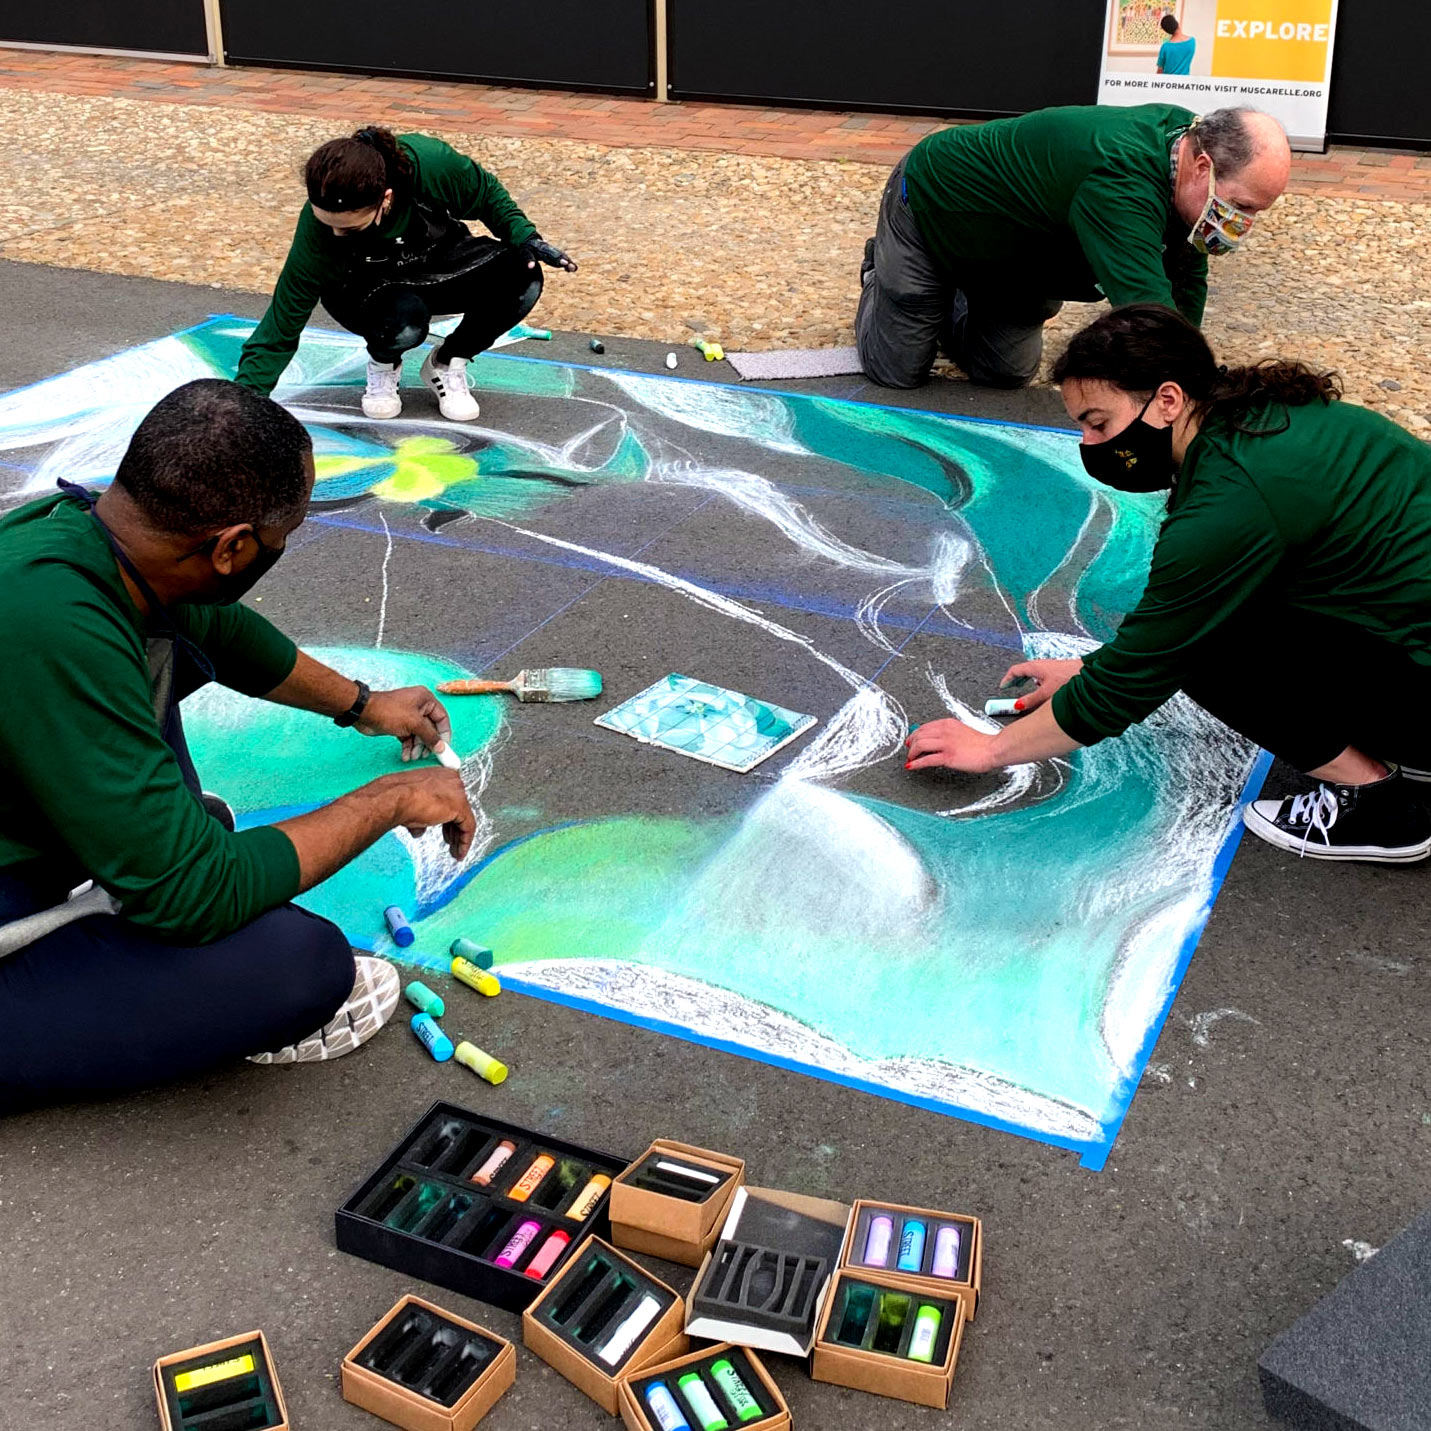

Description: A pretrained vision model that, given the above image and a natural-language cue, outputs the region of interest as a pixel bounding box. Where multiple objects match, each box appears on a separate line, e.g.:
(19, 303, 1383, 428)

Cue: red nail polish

(1014, 699, 1025, 711)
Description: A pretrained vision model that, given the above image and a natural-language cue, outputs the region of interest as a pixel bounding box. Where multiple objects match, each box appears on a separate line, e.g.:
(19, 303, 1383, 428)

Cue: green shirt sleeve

(236, 208, 329, 396)
(1052, 459, 1286, 745)
(1067, 171, 1182, 313)
(0, 579, 301, 940)
(179, 603, 299, 697)
(407, 135, 537, 246)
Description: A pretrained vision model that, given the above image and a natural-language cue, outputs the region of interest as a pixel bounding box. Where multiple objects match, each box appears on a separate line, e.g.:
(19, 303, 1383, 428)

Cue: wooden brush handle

(437, 679, 511, 695)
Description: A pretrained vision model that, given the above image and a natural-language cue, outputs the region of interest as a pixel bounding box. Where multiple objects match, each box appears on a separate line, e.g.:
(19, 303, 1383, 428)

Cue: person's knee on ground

(951, 294, 1062, 390)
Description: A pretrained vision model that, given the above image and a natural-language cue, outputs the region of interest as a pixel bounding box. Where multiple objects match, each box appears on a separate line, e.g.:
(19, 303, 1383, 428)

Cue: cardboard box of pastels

(808, 1199, 982, 1409)
(342, 1295, 516, 1431)
(154, 1331, 290, 1431)
(337, 1100, 628, 1313)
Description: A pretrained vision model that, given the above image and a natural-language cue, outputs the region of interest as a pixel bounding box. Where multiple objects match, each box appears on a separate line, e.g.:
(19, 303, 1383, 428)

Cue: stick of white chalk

(983, 698, 1021, 717)
(433, 740, 462, 770)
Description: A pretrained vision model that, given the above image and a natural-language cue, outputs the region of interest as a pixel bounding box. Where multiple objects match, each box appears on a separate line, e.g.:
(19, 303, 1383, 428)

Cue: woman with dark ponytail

(236, 127, 576, 421)
(907, 303, 1431, 866)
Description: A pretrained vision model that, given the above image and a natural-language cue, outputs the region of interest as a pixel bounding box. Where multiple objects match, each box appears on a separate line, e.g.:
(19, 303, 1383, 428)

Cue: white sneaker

(362, 359, 403, 419)
(248, 954, 401, 1065)
(420, 349, 481, 421)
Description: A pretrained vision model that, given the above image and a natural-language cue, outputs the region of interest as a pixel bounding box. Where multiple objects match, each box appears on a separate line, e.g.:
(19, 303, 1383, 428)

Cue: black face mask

(184, 531, 286, 606)
(1078, 396, 1177, 492)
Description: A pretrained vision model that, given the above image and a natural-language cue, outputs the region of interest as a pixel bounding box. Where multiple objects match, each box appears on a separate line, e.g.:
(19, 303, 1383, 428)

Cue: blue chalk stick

(384, 905, 414, 947)
(411, 1013, 454, 1062)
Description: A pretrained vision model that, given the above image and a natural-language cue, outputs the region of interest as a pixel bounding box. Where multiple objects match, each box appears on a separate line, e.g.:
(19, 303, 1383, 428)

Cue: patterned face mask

(1187, 162, 1256, 256)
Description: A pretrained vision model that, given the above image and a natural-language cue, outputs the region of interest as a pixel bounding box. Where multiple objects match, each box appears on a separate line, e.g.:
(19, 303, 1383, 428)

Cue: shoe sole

(1242, 805, 1431, 863)
(248, 954, 401, 1064)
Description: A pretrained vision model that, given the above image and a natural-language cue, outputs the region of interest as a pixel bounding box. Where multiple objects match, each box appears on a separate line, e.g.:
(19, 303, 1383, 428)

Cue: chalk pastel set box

(838, 1198, 983, 1320)
(153, 1330, 289, 1431)
(522, 1236, 690, 1413)
(609, 1139, 747, 1267)
(341, 1295, 516, 1431)
(335, 1101, 627, 1313)
(811, 1269, 968, 1410)
(619, 1342, 792, 1431)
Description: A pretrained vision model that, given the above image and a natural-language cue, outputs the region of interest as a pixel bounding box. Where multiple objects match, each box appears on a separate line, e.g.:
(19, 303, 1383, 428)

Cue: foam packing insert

(629, 1348, 779, 1429)
(353, 1116, 607, 1281)
(827, 1280, 958, 1365)
(538, 1245, 677, 1374)
(358, 1303, 503, 1408)
(691, 1241, 828, 1337)
(159, 1337, 282, 1431)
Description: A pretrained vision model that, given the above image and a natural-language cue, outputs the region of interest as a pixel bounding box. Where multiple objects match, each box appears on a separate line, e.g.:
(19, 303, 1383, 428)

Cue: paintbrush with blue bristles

(437, 668, 603, 703)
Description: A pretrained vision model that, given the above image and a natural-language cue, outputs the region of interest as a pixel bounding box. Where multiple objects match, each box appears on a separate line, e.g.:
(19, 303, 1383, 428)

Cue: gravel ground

(1, 89, 1427, 431)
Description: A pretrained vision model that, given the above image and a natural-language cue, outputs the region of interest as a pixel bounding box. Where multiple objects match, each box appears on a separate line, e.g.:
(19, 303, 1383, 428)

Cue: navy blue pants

(0, 704, 354, 1112)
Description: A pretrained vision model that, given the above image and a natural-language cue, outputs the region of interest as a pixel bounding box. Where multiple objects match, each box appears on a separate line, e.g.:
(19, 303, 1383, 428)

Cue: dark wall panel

(668, 0, 1106, 117)
(220, 0, 652, 93)
(0, 1, 207, 55)
(667, 0, 1427, 147)
(1326, 0, 1431, 146)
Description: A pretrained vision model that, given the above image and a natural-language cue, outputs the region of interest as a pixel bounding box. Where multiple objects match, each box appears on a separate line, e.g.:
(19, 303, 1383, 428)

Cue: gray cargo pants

(855, 158, 1063, 389)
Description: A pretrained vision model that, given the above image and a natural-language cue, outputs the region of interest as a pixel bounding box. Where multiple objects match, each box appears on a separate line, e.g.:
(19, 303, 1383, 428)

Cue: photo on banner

(1097, 0, 1340, 148)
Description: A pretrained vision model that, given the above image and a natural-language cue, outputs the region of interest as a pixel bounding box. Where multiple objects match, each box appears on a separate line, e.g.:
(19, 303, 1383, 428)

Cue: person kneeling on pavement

(236, 125, 577, 422)
(906, 304, 1431, 865)
(0, 380, 476, 1110)
(857, 104, 1290, 390)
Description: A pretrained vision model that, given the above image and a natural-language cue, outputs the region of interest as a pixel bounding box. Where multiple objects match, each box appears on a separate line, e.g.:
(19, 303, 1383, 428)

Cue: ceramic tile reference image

(595, 675, 816, 773)
(0, 317, 1269, 1170)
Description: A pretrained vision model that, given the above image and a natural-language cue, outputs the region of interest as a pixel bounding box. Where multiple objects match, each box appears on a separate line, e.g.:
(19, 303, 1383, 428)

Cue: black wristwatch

(333, 679, 371, 728)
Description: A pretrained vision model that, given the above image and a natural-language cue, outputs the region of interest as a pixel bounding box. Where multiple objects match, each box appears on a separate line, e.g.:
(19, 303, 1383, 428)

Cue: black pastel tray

(336, 1100, 632, 1314)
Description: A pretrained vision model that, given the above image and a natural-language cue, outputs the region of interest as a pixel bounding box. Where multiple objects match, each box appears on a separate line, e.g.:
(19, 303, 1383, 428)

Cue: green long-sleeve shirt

(904, 104, 1207, 324)
(0, 494, 302, 941)
(236, 133, 538, 396)
(1053, 401, 1431, 746)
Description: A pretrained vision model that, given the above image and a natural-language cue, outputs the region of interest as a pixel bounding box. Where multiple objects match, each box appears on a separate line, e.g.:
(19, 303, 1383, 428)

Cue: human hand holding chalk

(354, 685, 454, 763)
(997, 657, 1084, 713)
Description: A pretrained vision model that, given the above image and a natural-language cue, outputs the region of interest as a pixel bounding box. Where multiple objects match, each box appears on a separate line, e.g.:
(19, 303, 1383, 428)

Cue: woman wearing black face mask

(906, 303, 1431, 866)
(235, 126, 577, 423)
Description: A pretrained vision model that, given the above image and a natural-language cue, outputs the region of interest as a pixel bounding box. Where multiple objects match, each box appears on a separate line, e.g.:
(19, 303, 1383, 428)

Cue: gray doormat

(726, 346, 864, 381)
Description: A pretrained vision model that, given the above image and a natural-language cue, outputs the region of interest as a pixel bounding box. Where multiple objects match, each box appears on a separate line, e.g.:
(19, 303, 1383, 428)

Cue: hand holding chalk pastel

(431, 739, 462, 770)
(454, 1040, 508, 1085)
(411, 1012, 454, 1061)
(983, 697, 1025, 717)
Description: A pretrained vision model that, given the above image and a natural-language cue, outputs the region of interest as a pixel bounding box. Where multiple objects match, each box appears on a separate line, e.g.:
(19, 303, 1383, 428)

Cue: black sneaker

(201, 791, 237, 832)
(1243, 767, 1431, 863)
(1402, 766, 1431, 783)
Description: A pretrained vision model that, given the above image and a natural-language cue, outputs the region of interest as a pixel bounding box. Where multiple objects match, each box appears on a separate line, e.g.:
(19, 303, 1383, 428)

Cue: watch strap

(333, 679, 371, 728)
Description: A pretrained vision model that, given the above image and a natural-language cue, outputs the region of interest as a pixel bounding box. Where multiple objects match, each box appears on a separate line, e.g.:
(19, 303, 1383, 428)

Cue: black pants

(0, 708, 354, 1113)
(1183, 605, 1431, 773)
(325, 247, 544, 366)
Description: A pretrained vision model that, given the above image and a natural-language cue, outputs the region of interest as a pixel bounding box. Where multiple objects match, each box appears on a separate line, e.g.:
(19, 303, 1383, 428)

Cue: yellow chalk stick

(173, 1354, 255, 1393)
(452, 956, 501, 996)
(454, 1041, 508, 1085)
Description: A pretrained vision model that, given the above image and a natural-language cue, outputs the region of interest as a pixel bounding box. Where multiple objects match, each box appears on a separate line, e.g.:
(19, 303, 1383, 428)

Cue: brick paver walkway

(1, 47, 1427, 200)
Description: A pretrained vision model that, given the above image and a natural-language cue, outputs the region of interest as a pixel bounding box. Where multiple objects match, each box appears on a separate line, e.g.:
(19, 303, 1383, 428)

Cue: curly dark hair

(1052, 304, 1341, 435)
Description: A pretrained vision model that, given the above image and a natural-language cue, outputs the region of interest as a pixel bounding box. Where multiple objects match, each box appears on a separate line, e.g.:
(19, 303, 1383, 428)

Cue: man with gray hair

(856, 104, 1291, 389)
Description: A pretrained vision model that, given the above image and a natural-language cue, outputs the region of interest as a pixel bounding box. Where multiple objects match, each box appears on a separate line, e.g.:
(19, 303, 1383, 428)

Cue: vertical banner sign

(1097, 0, 1340, 148)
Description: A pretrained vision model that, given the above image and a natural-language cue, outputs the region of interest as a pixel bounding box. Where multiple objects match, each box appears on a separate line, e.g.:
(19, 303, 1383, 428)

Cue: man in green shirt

(236, 126, 577, 422)
(906, 305, 1431, 865)
(856, 104, 1291, 389)
(0, 380, 476, 1108)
